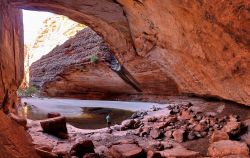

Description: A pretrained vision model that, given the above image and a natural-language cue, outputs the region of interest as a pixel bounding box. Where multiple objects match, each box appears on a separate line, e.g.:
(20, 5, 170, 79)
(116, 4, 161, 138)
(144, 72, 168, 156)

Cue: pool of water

(18, 105, 133, 129)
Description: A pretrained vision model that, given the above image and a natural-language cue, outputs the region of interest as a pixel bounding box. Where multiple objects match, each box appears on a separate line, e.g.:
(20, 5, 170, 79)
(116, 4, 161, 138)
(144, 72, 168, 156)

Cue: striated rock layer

(30, 27, 142, 99)
(22, 15, 85, 88)
(10, 0, 249, 105)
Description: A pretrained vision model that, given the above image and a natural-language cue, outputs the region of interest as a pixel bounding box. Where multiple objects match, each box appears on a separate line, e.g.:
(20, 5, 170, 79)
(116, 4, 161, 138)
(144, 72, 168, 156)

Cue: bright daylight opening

(19, 10, 156, 129)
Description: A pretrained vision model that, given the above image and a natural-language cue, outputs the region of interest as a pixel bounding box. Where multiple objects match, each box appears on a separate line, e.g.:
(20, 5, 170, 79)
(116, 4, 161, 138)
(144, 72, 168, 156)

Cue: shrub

(17, 86, 38, 97)
(90, 54, 98, 64)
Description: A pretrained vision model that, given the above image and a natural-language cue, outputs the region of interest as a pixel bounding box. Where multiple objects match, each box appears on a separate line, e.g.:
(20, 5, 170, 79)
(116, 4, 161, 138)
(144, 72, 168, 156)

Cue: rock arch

(10, 0, 137, 63)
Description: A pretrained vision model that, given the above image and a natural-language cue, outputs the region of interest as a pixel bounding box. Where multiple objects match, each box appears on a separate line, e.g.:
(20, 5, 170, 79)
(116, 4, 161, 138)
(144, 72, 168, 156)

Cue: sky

(23, 10, 54, 44)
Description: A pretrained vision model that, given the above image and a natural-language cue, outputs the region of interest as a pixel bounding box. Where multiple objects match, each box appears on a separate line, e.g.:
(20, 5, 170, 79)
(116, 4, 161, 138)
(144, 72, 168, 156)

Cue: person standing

(106, 113, 112, 128)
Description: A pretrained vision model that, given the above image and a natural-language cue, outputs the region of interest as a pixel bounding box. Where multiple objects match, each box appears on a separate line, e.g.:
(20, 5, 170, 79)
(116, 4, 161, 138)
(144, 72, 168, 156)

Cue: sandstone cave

(0, 0, 250, 158)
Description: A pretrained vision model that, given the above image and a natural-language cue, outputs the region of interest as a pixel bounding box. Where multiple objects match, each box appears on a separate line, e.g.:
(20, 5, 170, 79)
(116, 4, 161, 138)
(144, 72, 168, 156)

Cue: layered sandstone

(30, 28, 140, 99)
(22, 15, 85, 87)
(10, 0, 249, 105)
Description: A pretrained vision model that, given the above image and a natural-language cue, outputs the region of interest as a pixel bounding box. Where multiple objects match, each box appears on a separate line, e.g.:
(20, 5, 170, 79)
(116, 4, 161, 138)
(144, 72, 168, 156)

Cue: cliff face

(0, 1, 39, 157)
(120, 0, 250, 105)
(30, 27, 142, 99)
(22, 15, 85, 87)
(0, 1, 23, 113)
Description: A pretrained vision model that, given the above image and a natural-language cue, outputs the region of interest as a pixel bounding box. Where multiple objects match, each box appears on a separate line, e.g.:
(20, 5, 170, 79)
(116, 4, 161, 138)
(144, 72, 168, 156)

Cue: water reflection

(18, 105, 133, 129)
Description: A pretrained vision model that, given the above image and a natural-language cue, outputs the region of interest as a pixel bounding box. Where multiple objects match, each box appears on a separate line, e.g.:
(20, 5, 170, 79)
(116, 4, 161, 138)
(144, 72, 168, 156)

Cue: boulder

(40, 116, 68, 139)
(222, 120, 242, 136)
(193, 123, 206, 132)
(140, 126, 151, 137)
(121, 119, 136, 130)
(147, 150, 162, 158)
(173, 129, 185, 143)
(110, 143, 144, 158)
(47, 112, 61, 118)
(150, 129, 162, 139)
(209, 131, 229, 143)
(148, 117, 158, 122)
(70, 140, 95, 158)
(208, 140, 249, 157)
(159, 146, 200, 158)
(164, 130, 173, 139)
(180, 110, 192, 120)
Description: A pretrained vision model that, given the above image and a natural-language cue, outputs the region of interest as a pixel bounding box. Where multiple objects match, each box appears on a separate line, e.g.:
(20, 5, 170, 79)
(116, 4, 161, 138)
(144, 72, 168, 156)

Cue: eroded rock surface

(0, 111, 39, 158)
(18, 0, 249, 105)
(0, 1, 39, 157)
(30, 27, 142, 99)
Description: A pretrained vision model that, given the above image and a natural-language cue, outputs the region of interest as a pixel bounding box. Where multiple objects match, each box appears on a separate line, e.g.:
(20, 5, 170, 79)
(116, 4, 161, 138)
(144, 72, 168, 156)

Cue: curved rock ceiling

(2, 0, 250, 106)
(0, 0, 249, 157)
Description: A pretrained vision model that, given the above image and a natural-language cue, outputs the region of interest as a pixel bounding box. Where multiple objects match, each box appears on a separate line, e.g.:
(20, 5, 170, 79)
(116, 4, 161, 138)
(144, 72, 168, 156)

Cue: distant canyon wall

(22, 15, 85, 87)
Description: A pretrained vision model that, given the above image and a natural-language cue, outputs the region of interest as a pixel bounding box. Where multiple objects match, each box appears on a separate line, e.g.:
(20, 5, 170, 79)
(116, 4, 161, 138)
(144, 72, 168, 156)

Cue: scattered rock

(83, 153, 100, 158)
(112, 124, 122, 131)
(164, 130, 173, 139)
(150, 142, 165, 151)
(180, 110, 192, 120)
(163, 143, 173, 149)
(148, 117, 158, 122)
(40, 116, 68, 139)
(187, 131, 196, 140)
(121, 119, 136, 130)
(70, 140, 95, 158)
(150, 129, 162, 139)
(208, 140, 249, 157)
(110, 143, 144, 158)
(147, 150, 162, 158)
(193, 123, 206, 132)
(140, 126, 151, 137)
(159, 146, 200, 158)
(222, 120, 242, 136)
(173, 129, 185, 143)
(165, 115, 178, 124)
(209, 131, 229, 143)
(113, 139, 136, 145)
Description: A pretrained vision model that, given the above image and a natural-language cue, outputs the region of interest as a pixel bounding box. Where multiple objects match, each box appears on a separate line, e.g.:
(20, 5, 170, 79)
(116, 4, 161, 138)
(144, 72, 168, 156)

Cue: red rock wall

(30, 28, 139, 99)
(0, 0, 24, 113)
(120, 0, 249, 105)
(0, 1, 39, 157)
(7, 0, 250, 105)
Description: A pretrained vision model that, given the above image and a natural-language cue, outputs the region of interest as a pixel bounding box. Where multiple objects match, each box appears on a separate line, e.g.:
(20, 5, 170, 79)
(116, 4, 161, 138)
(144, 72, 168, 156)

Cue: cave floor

(26, 96, 250, 157)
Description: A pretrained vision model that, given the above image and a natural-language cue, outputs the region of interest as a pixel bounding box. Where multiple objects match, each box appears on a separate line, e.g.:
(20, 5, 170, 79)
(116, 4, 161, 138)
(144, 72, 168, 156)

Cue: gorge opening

(0, 1, 249, 158)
